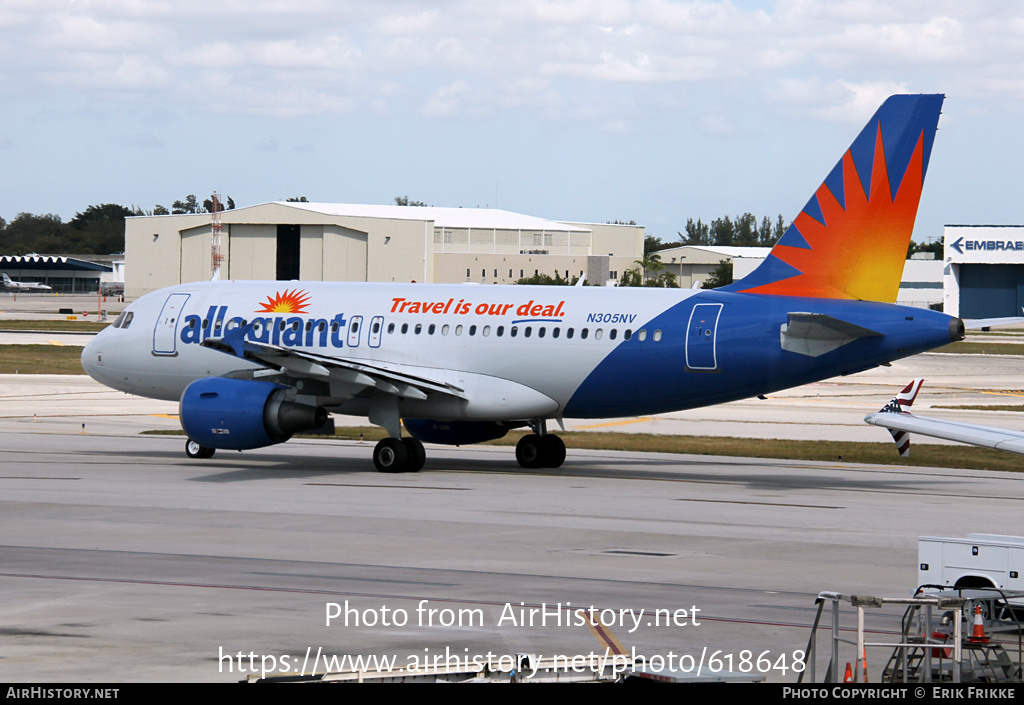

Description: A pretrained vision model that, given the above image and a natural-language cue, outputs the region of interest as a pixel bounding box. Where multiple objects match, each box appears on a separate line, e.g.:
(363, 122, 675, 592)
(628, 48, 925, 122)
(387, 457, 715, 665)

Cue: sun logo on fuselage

(256, 289, 311, 314)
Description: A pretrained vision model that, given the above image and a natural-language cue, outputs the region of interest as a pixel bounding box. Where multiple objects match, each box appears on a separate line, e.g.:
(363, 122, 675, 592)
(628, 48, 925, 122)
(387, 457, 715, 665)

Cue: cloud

(2, 1, 1024, 123)
(421, 80, 471, 118)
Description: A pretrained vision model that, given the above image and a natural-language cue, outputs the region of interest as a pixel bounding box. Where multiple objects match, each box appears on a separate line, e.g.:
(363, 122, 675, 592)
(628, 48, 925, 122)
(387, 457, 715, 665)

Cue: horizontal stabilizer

(780, 312, 883, 357)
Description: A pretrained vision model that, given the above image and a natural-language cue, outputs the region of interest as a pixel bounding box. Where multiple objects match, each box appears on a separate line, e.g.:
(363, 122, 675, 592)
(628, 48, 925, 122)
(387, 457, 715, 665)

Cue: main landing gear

(373, 436, 426, 473)
(515, 420, 566, 469)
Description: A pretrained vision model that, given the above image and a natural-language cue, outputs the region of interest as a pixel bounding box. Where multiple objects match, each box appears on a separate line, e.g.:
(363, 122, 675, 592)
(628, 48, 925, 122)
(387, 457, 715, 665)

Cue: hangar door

(959, 265, 1024, 318)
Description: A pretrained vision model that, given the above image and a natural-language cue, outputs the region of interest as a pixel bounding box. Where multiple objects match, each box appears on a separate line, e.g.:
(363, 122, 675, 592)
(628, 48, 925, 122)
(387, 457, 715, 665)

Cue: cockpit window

(121, 311, 134, 329)
(112, 312, 127, 328)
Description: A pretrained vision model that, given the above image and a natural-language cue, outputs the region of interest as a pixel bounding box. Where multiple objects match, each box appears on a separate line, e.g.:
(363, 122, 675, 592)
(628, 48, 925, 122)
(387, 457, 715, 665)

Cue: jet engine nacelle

(180, 377, 328, 450)
(403, 418, 509, 446)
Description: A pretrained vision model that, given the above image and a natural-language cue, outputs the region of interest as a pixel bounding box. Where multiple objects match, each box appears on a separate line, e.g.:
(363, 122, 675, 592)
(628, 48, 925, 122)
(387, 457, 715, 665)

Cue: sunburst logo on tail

(256, 288, 311, 314)
(725, 94, 944, 303)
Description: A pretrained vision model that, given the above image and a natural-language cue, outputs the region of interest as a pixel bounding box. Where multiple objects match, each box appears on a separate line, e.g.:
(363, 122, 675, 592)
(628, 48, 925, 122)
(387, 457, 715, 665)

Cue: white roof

(688, 246, 772, 258)
(657, 245, 773, 259)
(275, 202, 590, 232)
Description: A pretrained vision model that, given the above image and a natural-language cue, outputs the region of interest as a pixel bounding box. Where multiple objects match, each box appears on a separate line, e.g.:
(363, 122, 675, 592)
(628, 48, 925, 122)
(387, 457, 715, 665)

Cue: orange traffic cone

(844, 662, 853, 682)
(969, 604, 988, 643)
(860, 647, 868, 682)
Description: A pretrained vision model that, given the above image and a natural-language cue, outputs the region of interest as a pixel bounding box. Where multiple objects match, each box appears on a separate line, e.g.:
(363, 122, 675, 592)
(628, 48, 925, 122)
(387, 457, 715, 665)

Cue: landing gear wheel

(373, 437, 409, 473)
(516, 434, 547, 469)
(543, 434, 566, 468)
(185, 439, 215, 459)
(402, 437, 426, 473)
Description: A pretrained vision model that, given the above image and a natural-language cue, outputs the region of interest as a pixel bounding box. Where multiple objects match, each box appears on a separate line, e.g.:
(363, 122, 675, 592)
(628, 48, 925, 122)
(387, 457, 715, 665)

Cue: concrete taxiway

(1, 355, 1023, 683)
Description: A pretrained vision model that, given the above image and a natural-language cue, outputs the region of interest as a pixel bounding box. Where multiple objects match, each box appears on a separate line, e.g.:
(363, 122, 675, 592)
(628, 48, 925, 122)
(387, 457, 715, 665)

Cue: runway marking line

(572, 417, 654, 430)
(675, 498, 844, 510)
(582, 610, 627, 656)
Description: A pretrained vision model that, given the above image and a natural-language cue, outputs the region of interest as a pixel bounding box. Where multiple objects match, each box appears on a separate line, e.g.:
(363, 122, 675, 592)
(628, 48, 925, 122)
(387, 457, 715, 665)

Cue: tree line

(0, 195, 236, 256)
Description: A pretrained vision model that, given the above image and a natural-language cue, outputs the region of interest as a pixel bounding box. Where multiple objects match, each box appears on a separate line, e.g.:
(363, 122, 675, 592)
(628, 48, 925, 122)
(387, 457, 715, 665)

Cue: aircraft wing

(865, 411, 1024, 455)
(964, 317, 1024, 331)
(201, 329, 467, 403)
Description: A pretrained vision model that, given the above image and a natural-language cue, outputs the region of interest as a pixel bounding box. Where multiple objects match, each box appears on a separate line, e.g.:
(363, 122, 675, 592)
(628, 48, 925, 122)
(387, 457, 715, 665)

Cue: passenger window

(654, 329, 663, 342)
(483, 325, 490, 336)
(428, 324, 436, 335)
(387, 322, 395, 334)
(352, 321, 359, 333)
(610, 329, 617, 340)
(455, 325, 463, 335)
(496, 326, 504, 337)
(638, 329, 647, 341)
(469, 325, 477, 336)
(511, 326, 518, 338)
(372, 321, 381, 333)
(538, 327, 546, 338)
(595, 329, 603, 340)
(581, 328, 589, 339)
(552, 327, 560, 339)
(567, 328, 574, 339)
(442, 324, 450, 335)
(624, 329, 632, 340)
(414, 323, 422, 334)
(524, 326, 532, 338)
(401, 323, 408, 334)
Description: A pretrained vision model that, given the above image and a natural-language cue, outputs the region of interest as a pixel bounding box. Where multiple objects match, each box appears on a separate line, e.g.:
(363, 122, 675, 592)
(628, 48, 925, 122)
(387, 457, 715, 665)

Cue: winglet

(876, 378, 924, 456)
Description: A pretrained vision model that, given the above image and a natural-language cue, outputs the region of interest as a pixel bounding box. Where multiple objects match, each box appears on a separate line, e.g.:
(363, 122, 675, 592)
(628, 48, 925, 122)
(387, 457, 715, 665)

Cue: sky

(3, 0, 1024, 245)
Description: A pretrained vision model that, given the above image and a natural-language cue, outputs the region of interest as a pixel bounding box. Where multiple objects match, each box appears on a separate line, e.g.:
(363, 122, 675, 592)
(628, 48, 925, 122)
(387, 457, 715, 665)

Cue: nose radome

(80, 331, 106, 379)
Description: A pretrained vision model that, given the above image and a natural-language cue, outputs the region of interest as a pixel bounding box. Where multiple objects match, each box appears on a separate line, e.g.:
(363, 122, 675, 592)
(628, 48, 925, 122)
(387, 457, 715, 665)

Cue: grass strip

(142, 426, 1023, 473)
(934, 341, 1024, 356)
(0, 345, 85, 374)
(0, 319, 109, 332)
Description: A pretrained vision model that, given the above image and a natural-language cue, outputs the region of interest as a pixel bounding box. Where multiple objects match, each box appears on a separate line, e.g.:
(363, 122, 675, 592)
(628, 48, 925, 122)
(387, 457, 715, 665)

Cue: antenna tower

(211, 192, 223, 280)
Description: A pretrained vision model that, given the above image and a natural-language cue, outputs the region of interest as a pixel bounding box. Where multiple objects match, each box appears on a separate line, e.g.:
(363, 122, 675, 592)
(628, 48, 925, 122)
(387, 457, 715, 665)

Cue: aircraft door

(347, 315, 363, 347)
(368, 316, 383, 348)
(153, 292, 190, 356)
(685, 303, 723, 371)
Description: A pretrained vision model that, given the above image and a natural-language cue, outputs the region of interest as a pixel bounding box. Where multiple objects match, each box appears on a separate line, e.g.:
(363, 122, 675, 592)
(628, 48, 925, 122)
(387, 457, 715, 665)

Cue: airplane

(3, 272, 52, 291)
(81, 93, 965, 473)
(867, 379, 1024, 456)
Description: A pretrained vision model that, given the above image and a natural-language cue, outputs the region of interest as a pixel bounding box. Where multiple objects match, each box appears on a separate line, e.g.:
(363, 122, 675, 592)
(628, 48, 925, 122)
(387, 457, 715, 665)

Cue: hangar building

(125, 202, 645, 298)
(943, 225, 1024, 318)
(0, 255, 112, 293)
(655, 245, 772, 288)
